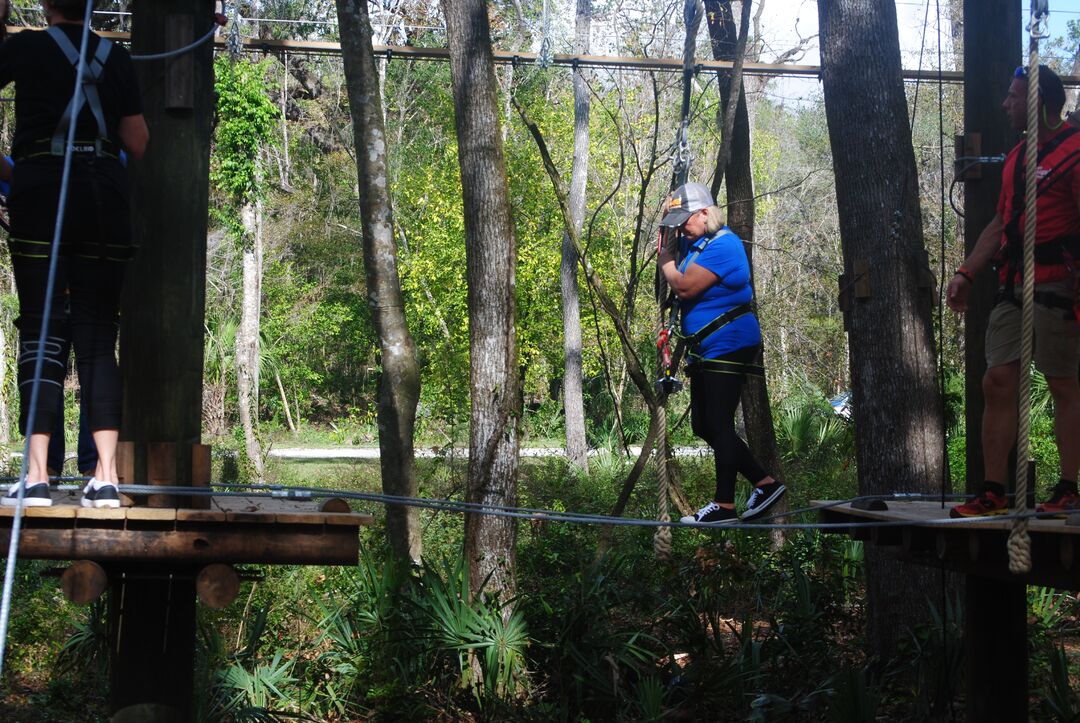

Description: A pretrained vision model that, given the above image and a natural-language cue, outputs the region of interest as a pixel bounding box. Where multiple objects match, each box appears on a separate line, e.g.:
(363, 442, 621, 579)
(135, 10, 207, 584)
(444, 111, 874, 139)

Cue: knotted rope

(653, 408, 673, 559)
(1008, 9, 1049, 574)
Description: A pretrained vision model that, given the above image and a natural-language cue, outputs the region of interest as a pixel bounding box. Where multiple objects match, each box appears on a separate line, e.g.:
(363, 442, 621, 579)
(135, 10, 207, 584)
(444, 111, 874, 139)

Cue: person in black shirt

(0, 0, 147, 508)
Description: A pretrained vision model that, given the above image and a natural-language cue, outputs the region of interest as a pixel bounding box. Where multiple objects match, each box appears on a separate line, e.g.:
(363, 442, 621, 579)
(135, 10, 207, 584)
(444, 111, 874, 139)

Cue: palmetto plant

(774, 383, 853, 472)
(55, 598, 108, 678)
(412, 556, 529, 703)
(196, 606, 300, 722)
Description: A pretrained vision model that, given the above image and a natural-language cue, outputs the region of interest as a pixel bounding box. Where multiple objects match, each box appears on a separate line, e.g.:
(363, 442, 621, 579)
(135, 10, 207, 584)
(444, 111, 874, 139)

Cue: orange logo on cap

(670, 197, 683, 208)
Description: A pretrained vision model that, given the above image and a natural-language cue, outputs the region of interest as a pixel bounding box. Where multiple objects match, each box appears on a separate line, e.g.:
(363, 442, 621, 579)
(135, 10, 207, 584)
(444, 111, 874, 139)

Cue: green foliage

(212, 57, 279, 202)
(1038, 645, 1080, 722)
(196, 606, 299, 722)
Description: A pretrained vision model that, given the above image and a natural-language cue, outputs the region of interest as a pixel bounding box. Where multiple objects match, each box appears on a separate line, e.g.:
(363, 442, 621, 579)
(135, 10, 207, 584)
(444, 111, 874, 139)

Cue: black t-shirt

(0, 25, 142, 159)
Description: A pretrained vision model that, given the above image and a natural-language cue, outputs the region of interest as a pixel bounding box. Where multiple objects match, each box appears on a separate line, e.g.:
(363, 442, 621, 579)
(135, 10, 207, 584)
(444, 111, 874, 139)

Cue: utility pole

(961, 0, 1026, 719)
(114, 0, 214, 716)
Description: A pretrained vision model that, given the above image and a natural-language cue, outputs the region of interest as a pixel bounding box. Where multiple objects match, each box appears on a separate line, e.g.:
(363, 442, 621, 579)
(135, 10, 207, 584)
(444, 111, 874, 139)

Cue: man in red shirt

(947, 64, 1080, 517)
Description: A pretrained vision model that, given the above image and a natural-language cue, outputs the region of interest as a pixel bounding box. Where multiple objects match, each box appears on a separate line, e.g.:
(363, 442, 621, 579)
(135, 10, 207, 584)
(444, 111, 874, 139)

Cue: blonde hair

(704, 206, 725, 235)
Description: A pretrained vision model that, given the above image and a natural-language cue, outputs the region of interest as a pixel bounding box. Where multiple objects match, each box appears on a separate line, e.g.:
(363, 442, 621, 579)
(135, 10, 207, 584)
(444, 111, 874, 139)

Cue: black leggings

(8, 158, 130, 436)
(12, 255, 126, 434)
(689, 345, 768, 504)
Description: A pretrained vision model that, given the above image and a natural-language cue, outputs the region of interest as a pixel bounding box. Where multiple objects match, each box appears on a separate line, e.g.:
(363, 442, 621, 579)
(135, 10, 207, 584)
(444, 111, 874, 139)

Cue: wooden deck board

(0, 492, 373, 565)
(813, 499, 1080, 589)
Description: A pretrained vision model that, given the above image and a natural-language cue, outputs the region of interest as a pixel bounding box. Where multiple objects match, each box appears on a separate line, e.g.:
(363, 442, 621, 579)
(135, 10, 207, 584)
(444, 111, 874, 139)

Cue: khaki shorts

(985, 281, 1080, 378)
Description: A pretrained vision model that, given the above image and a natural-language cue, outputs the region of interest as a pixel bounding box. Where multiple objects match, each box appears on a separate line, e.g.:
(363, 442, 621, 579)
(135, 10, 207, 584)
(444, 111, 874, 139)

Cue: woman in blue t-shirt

(657, 182, 785, 524)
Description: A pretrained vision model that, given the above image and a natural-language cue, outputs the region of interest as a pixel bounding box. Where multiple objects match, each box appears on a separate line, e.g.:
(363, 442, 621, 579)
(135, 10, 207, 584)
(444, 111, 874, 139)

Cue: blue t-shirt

(677, 227, 761, 359)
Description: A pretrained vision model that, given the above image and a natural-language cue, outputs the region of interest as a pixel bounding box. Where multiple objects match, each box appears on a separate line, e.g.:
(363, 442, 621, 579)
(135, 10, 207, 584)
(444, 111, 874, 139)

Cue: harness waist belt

(14, 137, 122, 162)
(682, 301, 755, 347)
(996, 287, 1075, 312)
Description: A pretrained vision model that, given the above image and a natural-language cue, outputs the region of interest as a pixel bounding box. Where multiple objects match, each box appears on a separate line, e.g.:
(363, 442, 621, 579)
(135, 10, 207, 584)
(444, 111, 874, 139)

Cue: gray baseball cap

(660, 182, 714, 227)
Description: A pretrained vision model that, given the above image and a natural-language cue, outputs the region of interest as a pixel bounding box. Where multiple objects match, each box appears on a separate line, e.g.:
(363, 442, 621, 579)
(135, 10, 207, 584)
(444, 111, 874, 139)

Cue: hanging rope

(653, 0, 703, 558)
(653, 411, 673, 559)
(1008, 4, 1050, 575)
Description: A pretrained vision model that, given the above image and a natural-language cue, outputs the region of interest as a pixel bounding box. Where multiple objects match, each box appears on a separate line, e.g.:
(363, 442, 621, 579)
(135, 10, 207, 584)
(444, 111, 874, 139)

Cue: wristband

(955, 268, 974, 285)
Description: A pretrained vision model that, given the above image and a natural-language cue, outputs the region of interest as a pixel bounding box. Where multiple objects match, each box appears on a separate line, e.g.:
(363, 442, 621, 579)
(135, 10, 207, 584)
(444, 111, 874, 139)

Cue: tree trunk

(236, 200, 265, 482)
(441, 0, 521, 600)
(818, 0, 947, 661)
(561, 0, 591, 472)
(336, 0, 423, 563)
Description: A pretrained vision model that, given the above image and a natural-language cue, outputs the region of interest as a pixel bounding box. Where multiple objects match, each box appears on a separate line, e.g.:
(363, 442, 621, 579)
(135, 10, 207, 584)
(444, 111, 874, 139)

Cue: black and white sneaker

(81, 479, 120, 509)
(741, 481, 786, 520)
(680, 501, 737, 524)
(2, 482, 53, 507)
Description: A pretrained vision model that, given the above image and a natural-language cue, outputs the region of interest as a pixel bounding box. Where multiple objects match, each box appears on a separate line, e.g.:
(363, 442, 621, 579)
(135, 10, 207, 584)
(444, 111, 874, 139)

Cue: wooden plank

(23, 501, 77, 518)
(224, 512, 273, 524)
(190, 444, 212, 510)
(117, 441, 135, 485)
(273, 512, 328, 525)
(126, 508, 178, 522)
(175, 509, 227, 523)
(324, 512, 372, 527)
(74, 507, 128, 522)
(147, 442, 178, 508)
(0, 528, 359, 565)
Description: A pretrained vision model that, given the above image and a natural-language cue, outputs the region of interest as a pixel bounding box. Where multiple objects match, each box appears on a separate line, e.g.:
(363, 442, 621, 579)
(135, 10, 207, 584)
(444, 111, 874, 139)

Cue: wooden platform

(815, 499, 1080, 589)
(0, 492, 373, 566)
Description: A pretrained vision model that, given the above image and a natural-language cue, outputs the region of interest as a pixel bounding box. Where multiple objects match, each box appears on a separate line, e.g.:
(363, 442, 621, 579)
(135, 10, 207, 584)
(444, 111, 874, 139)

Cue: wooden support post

(114, 0, 215, 717)
(195, 563, 240, 609)
(117, 440, 136, 507)
(61, 560, 108, 605)
(963, 2, 1027, 719)
(164, 14, 194, 110)
(108, 570, 197, 718)
(147, 442, 178, 508)
(191, 443, 212, 509)
(320, 497, 351, 514)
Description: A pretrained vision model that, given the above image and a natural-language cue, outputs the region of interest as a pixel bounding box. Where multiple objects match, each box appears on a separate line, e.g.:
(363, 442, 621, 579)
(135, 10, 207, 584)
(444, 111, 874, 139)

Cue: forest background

(2, 0, 1080, 720)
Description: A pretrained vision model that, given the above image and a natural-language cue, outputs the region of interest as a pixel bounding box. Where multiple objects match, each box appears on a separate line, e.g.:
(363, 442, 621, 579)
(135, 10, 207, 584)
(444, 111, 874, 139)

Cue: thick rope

(1008, 18, 1047, 575)
(653, 405, 673, 559)
(653, 0, 704, 559)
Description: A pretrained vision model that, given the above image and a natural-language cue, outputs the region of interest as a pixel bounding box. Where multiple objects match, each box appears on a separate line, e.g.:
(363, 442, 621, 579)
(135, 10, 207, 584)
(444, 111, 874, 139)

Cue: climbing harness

(997, 124, 1080, 308)
(46, 26, 112, 158)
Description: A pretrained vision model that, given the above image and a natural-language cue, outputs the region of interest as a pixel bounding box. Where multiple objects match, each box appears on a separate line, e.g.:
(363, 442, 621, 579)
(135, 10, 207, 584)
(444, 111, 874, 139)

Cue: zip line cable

(0, 0, 96, 681)
(23, 481, 1056, 531)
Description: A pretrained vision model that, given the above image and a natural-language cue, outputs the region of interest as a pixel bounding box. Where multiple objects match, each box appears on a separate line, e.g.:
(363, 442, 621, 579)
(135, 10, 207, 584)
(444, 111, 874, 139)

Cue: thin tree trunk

(562, 0, 591, 472)
(0, 320, 8, 445)
(818, 0, 947, 662)
(337, 0, 423, 562)
(237, 201, 265, 482)
(275, 371, 295, 433)
(441, 0, 521, 599)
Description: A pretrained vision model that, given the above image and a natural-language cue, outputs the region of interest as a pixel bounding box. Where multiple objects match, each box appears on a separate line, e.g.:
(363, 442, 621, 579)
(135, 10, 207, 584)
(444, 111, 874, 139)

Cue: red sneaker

(1037, 489, 1080, 517)
(950, 491, 1008, 518)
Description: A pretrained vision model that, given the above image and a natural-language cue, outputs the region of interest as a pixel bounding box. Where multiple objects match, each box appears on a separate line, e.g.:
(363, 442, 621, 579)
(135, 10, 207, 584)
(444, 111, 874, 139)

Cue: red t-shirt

(997, 127, 1080, 284)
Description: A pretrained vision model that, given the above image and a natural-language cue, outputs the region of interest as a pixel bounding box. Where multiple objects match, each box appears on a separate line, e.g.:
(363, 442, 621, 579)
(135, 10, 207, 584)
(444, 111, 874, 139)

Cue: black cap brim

(660, 208, 692, 228)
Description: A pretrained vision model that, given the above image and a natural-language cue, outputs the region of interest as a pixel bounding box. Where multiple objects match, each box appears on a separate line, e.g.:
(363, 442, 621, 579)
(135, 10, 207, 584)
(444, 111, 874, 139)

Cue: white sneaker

(81, 478, 120, 509)
(680, 501, 737, 524)
(2, 481, 53, 507)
